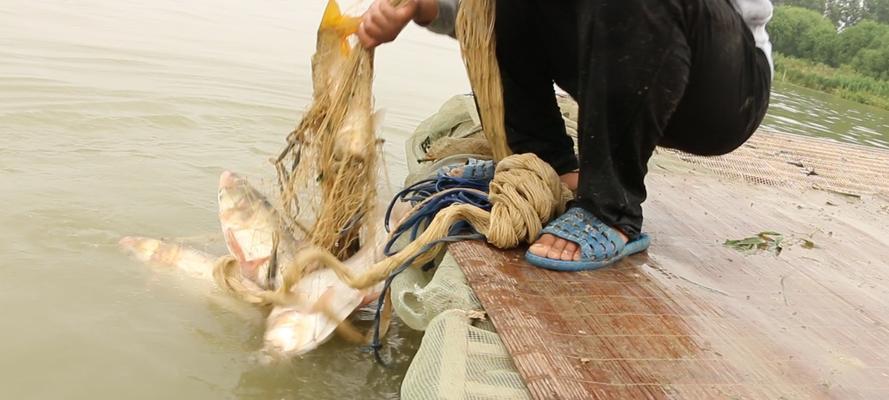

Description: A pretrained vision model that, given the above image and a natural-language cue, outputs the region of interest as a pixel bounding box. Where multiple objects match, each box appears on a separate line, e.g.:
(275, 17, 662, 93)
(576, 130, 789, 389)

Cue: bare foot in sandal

(560, 171, 579, 192)
(528, 226, 629, 261)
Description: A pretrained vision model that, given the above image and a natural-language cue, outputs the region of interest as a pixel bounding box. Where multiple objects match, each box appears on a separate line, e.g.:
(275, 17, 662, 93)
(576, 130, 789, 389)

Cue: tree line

(775, 0, 889, 27)
(771, 1, 889, 80)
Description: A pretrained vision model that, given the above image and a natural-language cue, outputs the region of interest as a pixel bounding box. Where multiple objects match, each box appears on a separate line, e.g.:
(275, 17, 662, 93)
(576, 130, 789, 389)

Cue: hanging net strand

(456, 0, 511, 161)
(274, 0, 385, 261)
(277, 153, 572, 294)
(218, 0, 549, 321)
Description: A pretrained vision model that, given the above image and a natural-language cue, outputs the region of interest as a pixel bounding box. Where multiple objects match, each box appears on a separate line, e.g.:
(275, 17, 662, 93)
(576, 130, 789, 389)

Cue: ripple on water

(5, 0, 889, 399)
(764, 82, 889, 148)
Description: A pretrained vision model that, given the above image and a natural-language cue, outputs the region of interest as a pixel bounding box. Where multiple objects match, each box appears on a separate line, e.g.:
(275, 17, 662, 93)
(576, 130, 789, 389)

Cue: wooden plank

(451, 133, 889, 400)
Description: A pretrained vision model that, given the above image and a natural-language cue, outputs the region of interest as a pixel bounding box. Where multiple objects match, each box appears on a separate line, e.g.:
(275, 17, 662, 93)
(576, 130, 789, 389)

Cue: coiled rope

(210, 153, 571, 309)
(277, 153, 572, 295)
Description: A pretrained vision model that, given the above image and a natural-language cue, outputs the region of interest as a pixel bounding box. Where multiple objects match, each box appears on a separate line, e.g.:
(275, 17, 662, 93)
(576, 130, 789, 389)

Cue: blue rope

(384, 173, 491, 232)
(368, 164, 494, 364)
(384, 189, 490, 256)
(384, 171, 492, 256)
(368, 232, 484, 365)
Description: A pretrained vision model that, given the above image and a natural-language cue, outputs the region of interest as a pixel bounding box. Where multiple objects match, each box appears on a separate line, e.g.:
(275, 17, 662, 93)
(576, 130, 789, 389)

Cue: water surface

(1, 1, 887, 399)
(0, 1, 467, 399)
(764, 81, 889, 149)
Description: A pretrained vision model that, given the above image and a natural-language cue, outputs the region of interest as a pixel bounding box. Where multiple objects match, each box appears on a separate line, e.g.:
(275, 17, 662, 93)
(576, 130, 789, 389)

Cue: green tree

(852, 31, 889, 79)
(770, 6, 839, 63)
(864, 0, 889, 24)
(825, 0, 868, 27)
(833, 20, 889, 65)
(773, 0, 827, 12)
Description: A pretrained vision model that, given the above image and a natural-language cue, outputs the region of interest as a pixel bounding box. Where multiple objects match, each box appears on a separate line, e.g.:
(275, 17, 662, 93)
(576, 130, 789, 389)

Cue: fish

(312, 0, 377, 160)
(262, 204, 413, 358)
(312, 0, 360, 98)
(216, 170, 301, 290)
(217, 170, 387, 357)
(119, 1, 401, 360)
(119, 236, 217, 280)
(118, 236, 258, 319)
(121, 170, 411, 358)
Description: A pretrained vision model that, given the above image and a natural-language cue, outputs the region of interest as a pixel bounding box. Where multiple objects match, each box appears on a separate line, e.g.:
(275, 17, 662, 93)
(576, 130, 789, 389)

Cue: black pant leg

(495, 0, 578, 175)
(573, 0, 770, 238)
(659, 1, 772, 155)
(574, 0, 689, 238)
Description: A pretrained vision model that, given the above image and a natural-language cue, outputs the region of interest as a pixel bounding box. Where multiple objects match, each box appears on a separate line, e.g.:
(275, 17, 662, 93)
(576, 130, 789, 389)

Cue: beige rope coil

(216, 0, 542, 307)
(276, 153, 572, 297)
(211, 154, 571, 305)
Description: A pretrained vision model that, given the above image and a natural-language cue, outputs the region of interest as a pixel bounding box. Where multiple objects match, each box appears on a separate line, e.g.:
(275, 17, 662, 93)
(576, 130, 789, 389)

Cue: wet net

(400, 309, 531, 400)
(274, 0, 387, 261)
(393, 96, 534, 399)
(395, 93, 889, 400)
(391, 252, 481, 331)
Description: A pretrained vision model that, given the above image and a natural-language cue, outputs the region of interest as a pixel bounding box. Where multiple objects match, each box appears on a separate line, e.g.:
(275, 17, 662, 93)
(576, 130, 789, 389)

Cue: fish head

(119, 236, 167, 264)
(263, 281, 355, 357)
(217, 170, 271, 228)
(263, 307, 327, 358)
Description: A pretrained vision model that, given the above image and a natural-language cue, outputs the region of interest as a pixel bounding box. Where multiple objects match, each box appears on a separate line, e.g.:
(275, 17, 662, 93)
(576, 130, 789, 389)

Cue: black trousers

(495, 0, 772, 238)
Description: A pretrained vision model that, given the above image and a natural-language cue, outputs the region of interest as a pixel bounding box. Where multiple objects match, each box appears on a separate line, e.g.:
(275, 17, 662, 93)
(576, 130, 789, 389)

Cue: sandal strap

(540, 207, 625, 260)
(440, 158, 494, 180)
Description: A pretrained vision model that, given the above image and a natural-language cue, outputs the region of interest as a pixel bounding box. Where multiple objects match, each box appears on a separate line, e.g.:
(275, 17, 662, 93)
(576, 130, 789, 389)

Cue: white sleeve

(732, 0, 775, 76)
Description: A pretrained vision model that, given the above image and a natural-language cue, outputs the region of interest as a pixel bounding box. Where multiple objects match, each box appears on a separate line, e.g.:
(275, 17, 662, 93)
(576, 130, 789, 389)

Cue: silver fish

(121, 170, 406, 358)
(118, 236, 258, 319)
(218, 170, 385, 357)
(119, 236, 216, 281)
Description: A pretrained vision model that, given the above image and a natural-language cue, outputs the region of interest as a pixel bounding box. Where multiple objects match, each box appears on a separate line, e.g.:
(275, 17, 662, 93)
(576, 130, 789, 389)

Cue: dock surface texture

(450, 131, 889, 399)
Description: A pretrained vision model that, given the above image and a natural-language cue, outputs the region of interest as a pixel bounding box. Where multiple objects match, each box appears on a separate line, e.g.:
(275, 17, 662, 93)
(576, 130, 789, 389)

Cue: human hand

(358, 0, 438, 48)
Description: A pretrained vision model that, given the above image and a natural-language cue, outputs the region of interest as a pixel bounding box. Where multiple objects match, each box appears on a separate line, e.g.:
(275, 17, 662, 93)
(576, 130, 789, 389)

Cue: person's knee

(692, 137, 749, 156)
(661, 119, 755, 156)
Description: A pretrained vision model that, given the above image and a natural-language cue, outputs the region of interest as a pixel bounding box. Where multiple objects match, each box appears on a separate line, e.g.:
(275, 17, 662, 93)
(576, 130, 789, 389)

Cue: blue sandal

(525, 207, 651, 271)
(439, 158, 495, 181)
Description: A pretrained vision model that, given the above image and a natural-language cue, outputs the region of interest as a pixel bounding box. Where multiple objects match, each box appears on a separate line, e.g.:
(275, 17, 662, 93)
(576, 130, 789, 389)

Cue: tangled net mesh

(216, 0, 565, 315)
(274, 0, 388, 262)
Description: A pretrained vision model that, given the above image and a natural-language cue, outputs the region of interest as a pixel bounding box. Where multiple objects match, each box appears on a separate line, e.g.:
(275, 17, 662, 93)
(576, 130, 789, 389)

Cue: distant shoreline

(774, 54, 889, 111)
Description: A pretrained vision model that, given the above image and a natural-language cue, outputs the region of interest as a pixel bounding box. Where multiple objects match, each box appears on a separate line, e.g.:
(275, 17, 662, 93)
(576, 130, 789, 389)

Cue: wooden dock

(450, 132, 889, 399)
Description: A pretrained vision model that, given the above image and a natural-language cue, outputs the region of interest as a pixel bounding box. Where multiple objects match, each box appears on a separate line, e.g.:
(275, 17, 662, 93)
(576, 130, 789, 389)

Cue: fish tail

(321, 0, 361, 34)
(321, 0, 361, 55)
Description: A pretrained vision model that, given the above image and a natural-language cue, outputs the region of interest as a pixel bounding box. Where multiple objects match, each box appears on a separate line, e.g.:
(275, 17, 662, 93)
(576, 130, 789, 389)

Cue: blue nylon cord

(383, 172, 492, 257)
(384, 190, 490, 256)
(368, 164, 494, 364)
(368, 232, 485, 365)
(384, 171, 491, 233)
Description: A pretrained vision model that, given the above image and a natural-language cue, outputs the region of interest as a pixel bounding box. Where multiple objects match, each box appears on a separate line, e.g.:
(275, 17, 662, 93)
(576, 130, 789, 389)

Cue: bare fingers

(358, 0, 417, 48)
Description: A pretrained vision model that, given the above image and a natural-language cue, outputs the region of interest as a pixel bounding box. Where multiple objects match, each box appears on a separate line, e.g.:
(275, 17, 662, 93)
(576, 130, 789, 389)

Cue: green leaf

(725, 231, 787, 256)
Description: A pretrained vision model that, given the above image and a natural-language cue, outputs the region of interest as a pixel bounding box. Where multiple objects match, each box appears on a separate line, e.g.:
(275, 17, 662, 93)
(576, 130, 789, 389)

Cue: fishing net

(274, 0, 384, 261)
(456, 0, 511, 161)
(401, 309, 532, 400)
(391, 94, 569, 399)
(218, 0, 552, 312)
(206, 0, 401, 347)
(406, 94, 579, 171)
(390, 252, 481, 330)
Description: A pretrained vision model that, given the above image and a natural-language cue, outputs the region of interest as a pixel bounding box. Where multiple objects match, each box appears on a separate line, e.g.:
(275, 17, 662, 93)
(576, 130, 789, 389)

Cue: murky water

(0, 1, 467, 399)
(764, 81, 889, 149)
(1, 1, 888, 399)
